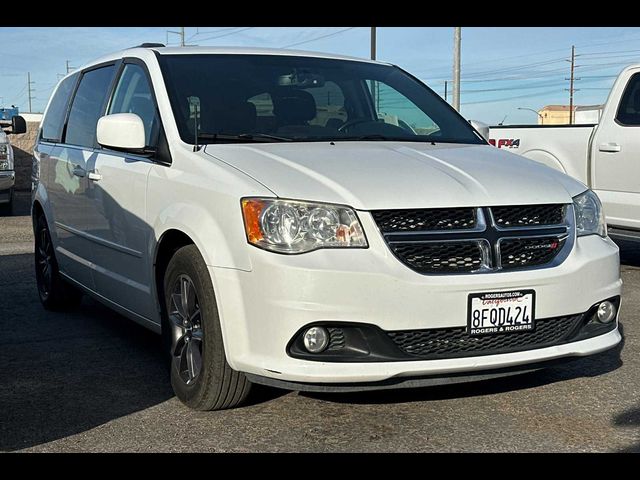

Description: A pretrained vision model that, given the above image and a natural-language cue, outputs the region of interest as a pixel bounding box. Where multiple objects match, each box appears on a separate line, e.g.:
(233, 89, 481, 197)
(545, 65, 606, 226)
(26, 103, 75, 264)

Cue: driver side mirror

(469, 119, 490, 142)
(97, 113, 148, 153)
(5, 115, 26, 135)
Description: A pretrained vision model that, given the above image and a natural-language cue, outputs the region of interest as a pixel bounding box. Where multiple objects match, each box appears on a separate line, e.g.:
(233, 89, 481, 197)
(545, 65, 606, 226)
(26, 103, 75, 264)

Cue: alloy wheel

(36, 225, 53, 299)
(169, 274, 204, 385)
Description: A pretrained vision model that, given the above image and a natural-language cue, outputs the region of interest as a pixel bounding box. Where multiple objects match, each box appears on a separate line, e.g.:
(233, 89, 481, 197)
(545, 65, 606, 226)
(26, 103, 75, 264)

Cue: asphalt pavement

(1, 191, 639, 452)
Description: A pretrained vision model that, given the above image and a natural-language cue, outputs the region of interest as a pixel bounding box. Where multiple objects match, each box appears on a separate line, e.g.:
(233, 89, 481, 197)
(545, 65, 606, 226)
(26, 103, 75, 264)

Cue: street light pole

(517, 107, 544, 125)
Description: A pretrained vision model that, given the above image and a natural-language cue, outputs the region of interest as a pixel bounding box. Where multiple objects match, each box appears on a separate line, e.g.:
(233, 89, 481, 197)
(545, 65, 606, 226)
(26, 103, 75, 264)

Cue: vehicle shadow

(614, 237, 640, 268)
(302, 323, 625, 406)
(0, 190, 30, 217)
(0, 252, 174, 451)
(0, 251, 286, 451)
(613, 405, 640, 453)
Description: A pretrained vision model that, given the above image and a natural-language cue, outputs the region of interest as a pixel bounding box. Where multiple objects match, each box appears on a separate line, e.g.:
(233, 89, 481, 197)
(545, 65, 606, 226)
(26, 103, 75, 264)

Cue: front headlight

(573, 190, 606, 237)
(241, 198, 368, 254)
(0, 143, 11, 170)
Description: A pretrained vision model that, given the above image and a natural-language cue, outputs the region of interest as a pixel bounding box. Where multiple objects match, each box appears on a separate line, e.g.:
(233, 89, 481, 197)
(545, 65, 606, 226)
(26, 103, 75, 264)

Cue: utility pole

(66, 60, 71, 74)
(167, 27, 185, 47)
(565, 45, 580, 125)
(27, 72, 35, 113)
(370, 26, 376, 60)
(370, 27, 378, 110)
(444, 81, 448, 103)
(452, 27, 461, 112)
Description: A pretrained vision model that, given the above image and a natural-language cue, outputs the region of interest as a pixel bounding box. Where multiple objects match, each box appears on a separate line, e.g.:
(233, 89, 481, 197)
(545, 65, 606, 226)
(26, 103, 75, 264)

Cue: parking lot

(1, 191, 639, 452)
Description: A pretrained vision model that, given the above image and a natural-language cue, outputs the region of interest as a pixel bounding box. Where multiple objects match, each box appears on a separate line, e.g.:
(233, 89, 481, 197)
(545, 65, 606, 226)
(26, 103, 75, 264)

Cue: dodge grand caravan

(32, 45, 622, 410)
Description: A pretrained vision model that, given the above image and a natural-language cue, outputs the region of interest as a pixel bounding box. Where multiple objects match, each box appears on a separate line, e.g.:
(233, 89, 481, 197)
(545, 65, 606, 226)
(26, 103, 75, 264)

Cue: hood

(203, 142, 587, 210)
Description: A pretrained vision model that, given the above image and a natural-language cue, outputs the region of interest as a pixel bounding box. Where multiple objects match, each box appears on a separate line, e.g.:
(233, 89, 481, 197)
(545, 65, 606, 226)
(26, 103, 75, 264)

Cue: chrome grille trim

(372, 205, 575, 275)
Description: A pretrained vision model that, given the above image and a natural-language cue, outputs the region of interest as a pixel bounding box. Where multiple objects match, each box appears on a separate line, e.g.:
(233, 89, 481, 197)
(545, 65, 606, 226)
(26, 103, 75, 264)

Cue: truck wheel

(34, 213, 83, 310)
(163, 245, 251, 410)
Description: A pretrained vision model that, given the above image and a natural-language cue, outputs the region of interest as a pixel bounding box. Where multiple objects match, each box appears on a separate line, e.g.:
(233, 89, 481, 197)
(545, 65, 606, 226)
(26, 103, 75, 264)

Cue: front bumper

(244, 347, 616, 393)
(210, 212, 622, 384)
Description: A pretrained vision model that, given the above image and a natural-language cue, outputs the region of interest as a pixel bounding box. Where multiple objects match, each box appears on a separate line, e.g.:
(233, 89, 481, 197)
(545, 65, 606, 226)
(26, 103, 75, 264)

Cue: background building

(538, 104, 603, 125)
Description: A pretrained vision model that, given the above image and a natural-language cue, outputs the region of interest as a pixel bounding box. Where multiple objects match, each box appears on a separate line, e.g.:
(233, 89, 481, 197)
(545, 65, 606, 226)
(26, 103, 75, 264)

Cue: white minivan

(33, 45, 622, 410)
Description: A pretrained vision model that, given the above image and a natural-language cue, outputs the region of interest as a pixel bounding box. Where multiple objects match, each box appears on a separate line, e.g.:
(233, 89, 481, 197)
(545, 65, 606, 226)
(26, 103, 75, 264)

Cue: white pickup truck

(0, 115, 27, 214)
(489, 65, 640, 241)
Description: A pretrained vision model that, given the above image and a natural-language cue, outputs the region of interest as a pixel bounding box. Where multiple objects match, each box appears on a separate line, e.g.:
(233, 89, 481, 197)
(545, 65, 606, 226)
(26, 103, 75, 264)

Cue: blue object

(0, 107, 19, 121)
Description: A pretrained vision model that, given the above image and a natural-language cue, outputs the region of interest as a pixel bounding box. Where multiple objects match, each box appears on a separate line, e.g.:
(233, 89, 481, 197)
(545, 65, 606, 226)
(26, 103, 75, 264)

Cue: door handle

(599, 143, 621, 153)
(72, 165, 86, 177)
(88, 170, 102, 182)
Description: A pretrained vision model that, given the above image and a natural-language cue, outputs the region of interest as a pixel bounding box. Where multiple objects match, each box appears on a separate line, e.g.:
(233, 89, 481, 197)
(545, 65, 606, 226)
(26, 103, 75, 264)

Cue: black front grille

(372, 208, 476, 233)
(372, 204, 571, 274)
(387, 314, 584, 360)
(390, 242, 484, 273)
(492, 204, 565, 228)
(500, 236, 566, 269)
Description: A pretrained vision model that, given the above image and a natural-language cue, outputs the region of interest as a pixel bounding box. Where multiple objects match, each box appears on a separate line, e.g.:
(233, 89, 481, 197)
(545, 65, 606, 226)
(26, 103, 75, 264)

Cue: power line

(581, 48, 640, 57)
(12, 84, 27, 99)
(425, 76, 612, 97)
(460, 58, 568, 79)
(281, 27, 357, 49)
(196, 27, 255, 43)
(186, 27, 240, 42)
(576, 33, 640, 52)
(462, 87, 566, 106)
(414, 31, 640, 81)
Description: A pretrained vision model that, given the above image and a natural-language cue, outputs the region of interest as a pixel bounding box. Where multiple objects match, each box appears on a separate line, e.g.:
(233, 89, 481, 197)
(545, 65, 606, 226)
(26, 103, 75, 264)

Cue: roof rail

(136, 43, 166, 48)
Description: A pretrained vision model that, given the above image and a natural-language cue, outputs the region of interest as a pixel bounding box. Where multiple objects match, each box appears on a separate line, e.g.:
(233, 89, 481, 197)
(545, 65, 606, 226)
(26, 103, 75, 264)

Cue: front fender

(151, 201, 252, 272)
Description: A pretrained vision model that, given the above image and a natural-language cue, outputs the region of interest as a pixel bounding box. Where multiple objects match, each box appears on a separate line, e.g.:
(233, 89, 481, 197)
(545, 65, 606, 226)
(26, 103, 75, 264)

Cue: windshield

(157, 54, 484, 145)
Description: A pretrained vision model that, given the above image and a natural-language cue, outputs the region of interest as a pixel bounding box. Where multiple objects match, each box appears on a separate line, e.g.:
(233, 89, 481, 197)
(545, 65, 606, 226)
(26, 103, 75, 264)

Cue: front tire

(163, 245, 251, 410)
(34, 213, 82, 310)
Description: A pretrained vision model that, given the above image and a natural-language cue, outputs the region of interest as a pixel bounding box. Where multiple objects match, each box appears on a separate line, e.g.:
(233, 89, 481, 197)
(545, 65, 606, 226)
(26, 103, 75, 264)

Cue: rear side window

(41, 73, 78, 142)
(65, 65, 116, 148)
(616, 73, 640, 126)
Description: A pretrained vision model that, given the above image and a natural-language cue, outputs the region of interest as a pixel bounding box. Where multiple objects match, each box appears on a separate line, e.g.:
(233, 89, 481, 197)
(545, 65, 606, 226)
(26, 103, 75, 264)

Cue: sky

(1, 26, 640, 124)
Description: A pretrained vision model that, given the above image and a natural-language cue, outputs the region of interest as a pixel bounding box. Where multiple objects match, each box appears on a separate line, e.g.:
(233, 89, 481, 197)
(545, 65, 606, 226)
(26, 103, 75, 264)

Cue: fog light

(303, 327, 329, 353)
(597, 301, 616, 323)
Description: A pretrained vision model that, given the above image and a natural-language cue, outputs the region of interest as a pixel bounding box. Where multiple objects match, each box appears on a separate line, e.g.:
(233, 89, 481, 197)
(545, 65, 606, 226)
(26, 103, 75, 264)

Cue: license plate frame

(467, 290, 536, 337)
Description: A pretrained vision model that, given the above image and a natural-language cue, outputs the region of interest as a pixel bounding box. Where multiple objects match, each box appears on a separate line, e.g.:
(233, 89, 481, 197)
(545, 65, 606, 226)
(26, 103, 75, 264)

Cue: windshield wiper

(198, 133, 293, 143)
(333, 134, 431, 142)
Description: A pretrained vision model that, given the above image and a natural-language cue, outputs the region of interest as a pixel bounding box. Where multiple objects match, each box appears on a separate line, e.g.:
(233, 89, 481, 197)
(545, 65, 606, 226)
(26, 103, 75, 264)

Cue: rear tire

(163, 244, 251, 411)
(34, 213, 83, 310)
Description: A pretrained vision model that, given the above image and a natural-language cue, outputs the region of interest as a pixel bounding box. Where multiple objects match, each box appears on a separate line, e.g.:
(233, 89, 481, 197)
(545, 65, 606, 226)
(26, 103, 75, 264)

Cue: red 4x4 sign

(489, 138, 521, 149)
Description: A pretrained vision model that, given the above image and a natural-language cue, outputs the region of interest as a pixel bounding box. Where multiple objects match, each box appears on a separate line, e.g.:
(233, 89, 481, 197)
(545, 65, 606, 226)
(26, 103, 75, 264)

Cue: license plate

(467, 290, 535, 336)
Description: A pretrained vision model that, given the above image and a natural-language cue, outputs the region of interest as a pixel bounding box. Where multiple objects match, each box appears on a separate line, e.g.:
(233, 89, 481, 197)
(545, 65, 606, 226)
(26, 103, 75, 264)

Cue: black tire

(34, 213, 83, 310)
(163, 244, 251, 411)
